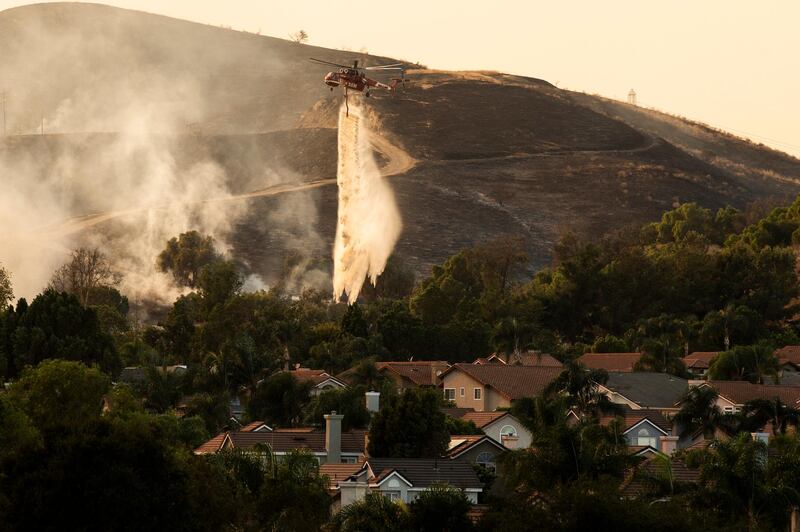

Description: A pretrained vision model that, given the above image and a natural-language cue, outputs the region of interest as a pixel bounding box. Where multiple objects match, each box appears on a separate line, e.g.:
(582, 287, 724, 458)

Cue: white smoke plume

(332, 101, 402, 303)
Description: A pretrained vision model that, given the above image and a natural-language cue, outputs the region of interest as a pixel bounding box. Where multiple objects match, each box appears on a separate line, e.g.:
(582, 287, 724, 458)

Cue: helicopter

(309, 57, 406, 115)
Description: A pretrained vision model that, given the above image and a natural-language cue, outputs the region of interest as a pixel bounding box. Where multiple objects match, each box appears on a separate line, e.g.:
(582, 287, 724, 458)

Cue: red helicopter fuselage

(324, 69, 394, 94)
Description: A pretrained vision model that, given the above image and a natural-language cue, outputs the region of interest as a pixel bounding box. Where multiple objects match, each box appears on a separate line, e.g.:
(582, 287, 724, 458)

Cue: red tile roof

(683, 352, 720, 370)
(704, 381, 800, 406)
(577, 352, 643, 372)
(461, 411, 508, 428)
(194, 433, 227, 455)
(195, 429, 367, 455)
(378, 361, 450, 386)
(442, 364, 562, 400)
(320, 463, 364, 487)
(599, 407, 671, 433)
(509, 352, 563, 367)
(775, 346, 800, 367)
(286, 369, 344, 387)
(240, 421, 271, 432)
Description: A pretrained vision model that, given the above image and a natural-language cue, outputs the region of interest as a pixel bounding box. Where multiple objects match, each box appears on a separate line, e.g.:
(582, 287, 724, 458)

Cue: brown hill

(1, 3, 799, 293)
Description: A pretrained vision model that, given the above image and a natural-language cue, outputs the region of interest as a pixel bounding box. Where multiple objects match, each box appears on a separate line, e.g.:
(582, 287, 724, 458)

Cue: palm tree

(673, 385, 739, 439)
(545, 361, 624, 419)
(350, 358, 388, 391)
(740, 397, 800, 435)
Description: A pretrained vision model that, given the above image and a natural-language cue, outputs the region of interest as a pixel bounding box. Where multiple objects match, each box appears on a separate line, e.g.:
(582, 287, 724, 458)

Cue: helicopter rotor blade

(309, 57, 352, 69)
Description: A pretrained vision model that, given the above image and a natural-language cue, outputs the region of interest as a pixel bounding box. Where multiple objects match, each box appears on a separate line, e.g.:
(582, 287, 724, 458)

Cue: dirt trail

(40, 128, 416, 238)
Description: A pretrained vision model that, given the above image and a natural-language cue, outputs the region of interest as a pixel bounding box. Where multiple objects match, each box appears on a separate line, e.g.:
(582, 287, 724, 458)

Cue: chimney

(660, 436, 679, 455)
(502, 434, 519, 450)
(365, 391, 380, 413)
(325, 411, 344, 464)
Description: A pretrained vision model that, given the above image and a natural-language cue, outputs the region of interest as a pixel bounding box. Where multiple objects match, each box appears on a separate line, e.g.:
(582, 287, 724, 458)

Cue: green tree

(5, 290, 119, 376)
(157, 230, 221, 288)
(258, 450, 331, 530)
(329, 491, 410, 532)
(307, 385, 371, 431)
(247, 372, 313, 427)
(0, 263, 13, 309)
(0, 393, 42, 462)
(739, 397, 800, 435)
(708, 343, 780, 384)
(368, 387, 449, 458)
(341, 303, 369, 338)
(672, 385, 737, 439)
(9, 359, 110, 433)
(407, 483, 473, 532)
(198, 260, 244, 313)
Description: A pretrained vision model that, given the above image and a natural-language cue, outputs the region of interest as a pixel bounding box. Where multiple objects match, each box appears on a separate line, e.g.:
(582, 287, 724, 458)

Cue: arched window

(499, 425, 517, 439)
(637, 428, 657, 448)
(476, 451, 496, 472)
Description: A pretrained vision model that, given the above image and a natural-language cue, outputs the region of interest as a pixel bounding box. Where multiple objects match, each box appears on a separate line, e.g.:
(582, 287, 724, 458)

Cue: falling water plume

(332, 101, 402, 303)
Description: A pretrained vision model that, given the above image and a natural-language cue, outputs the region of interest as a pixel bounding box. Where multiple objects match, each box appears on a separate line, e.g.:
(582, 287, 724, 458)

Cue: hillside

(1, 3, 799, 297)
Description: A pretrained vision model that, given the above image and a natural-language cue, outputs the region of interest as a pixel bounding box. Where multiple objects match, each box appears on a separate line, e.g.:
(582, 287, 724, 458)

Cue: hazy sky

(2, 1, 799, 156)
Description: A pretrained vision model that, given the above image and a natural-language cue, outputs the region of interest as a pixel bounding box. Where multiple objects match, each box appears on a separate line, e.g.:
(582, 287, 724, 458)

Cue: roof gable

(441, 364, 562, 400)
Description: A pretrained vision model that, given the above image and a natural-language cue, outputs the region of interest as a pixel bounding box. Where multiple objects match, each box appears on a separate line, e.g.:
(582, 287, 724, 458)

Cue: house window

(460, 387, 465, 397)
(444, 388, 456, 401)
(474, 388, 482, 400)
(341, 456, 357, 464)
(723, 406, 734, 413)
(499, 425, 517, 442)
(385, 491, 401, 502)
(637, 428, 657, 448)
(476, 451, 496, 472)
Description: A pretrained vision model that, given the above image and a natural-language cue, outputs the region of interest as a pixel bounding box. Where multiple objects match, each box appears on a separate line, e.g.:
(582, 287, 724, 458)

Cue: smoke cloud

(332, 101, 402, 302)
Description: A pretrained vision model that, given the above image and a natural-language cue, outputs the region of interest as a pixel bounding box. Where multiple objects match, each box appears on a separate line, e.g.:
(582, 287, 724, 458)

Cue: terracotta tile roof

(338, 361, 450, 387)
(194, 432, 227, 455)
(704, 381, 800, 406)
(319, 463, 364, 487)
(509, 352, 563, 367)
(442, 364, 563, 400)
(197, 429, 367, 454)
(285, 369, 344, 387)
(365, 458, 483, 490)
(461, 411, 508, 428)
(447, 435, 507, 458)
(441, 407, 476, 419)
(621, 457, 700, 497)
(577, 352, 643, 372)
(377, 361, 450, 386)
(775, 346, 800, 367)
(683, 352, 720, 370)
(240, 421, 271, 432)
(599, 407, 671, 433)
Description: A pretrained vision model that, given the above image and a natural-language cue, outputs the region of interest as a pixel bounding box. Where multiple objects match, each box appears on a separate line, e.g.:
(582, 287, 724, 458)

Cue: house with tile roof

(475, 351, 563, 368)
(774, 345, 800, 372)
(690, 380, 800, 414)
(682, 352, 720, 378)
(447, 435, 508, 474)
(597, 372, 688, 412)
(338, 361, 450, 392)
(595, 406, 678, 455)
(439, 364, 562, 412)
(577, 352, 644, 372)
(443, 408, 533, 449)
(195, 413, 366, 464)
(285, 367, 347, 396)
(337, 458, 483, 506)
(620, 455, 700, 498)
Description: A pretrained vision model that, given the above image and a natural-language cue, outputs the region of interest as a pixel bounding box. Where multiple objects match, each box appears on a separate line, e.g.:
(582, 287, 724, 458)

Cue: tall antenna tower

(627, 89, 637, 105)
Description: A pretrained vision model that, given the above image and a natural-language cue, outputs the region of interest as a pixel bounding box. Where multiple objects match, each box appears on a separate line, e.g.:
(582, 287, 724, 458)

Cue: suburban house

(577, 352, 644, 372)
(336, 458, 483, 507)
(620, 455, 700, 498)
(195, 412, 367, 464)
(689, 380, 800, 414)
(439, 364, 562, 412)
(474, 351, 563, 367)
(682, 352, 720, 378)
(286, 367, 347, 396)
(444, 408, 532, 448)
(594, 406, 678, 455)
(597, 372, 688, 412)
(775, 345, 800, 372)
(339, 361, 450, 391)
(447, 434, 508, 473)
